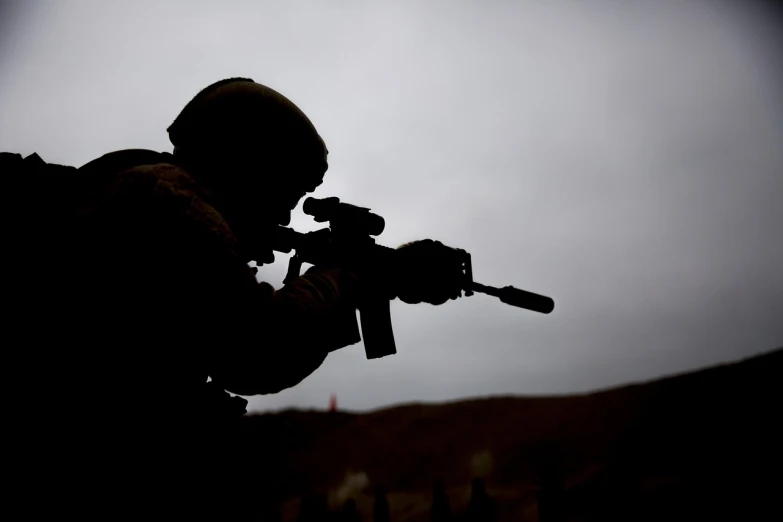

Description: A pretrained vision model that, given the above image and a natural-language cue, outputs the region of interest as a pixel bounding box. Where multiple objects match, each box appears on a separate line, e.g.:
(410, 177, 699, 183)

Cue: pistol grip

(359, 297, 397, 359)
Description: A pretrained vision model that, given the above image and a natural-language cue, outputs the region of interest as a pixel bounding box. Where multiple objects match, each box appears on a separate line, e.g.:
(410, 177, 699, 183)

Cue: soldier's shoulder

(95, 151, 238, 250)
(79, 149, 194, 192)
(76, 150, 211, 210)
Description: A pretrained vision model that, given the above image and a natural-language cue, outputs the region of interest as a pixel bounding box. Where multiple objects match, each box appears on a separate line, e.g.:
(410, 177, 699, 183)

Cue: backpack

(2, 149, 174, 217)
(2, 149, 248, 418)
(3, 148, 168, 306)
(2, 151, 78, 211)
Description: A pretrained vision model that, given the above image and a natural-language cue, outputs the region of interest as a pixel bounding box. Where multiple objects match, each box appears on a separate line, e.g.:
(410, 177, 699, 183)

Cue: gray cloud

(2, 1, 781, 412)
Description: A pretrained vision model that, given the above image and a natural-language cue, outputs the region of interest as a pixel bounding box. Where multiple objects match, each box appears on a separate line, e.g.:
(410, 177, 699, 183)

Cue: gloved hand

(394, 239, 465, 305)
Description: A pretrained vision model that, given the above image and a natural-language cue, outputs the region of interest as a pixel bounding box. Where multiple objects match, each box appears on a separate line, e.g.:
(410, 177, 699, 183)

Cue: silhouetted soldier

(431, 479, 452, 522)
(373, 485, 391, 522)
(7, 78, 466, 521)
(464, 478, 497, 522)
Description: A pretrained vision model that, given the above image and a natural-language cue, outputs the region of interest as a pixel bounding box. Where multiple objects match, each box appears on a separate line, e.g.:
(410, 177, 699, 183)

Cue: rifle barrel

(470, 282, 554, 314)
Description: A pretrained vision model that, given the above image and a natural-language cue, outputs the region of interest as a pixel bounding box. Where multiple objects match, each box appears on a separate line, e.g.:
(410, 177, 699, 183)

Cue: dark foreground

(238, 348, 782, 521)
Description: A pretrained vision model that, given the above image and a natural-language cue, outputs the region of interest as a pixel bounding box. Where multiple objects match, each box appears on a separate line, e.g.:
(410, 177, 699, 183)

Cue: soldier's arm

(118, 164, 362, 396)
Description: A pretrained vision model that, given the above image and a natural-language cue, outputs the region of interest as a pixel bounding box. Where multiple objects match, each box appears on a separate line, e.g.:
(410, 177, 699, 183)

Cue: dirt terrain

(239, 348, 783, 521)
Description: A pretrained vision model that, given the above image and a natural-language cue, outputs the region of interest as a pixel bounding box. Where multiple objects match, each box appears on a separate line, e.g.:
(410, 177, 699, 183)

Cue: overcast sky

(2, 0, 781, 412)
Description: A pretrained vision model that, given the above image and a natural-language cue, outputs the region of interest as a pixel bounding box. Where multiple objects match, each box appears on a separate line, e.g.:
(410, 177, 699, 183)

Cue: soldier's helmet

(167, 78, 327, 200)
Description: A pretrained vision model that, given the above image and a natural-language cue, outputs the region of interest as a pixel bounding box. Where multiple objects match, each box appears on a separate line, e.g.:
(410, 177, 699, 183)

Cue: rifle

(272, 197, 554, 360)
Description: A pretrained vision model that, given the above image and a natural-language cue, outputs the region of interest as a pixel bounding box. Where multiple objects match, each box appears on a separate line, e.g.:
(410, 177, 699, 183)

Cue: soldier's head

(167, 78, 327, 235)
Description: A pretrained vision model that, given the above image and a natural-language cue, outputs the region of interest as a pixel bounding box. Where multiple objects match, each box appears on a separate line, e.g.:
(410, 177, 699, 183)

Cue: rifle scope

(303, 197, 385, 236)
